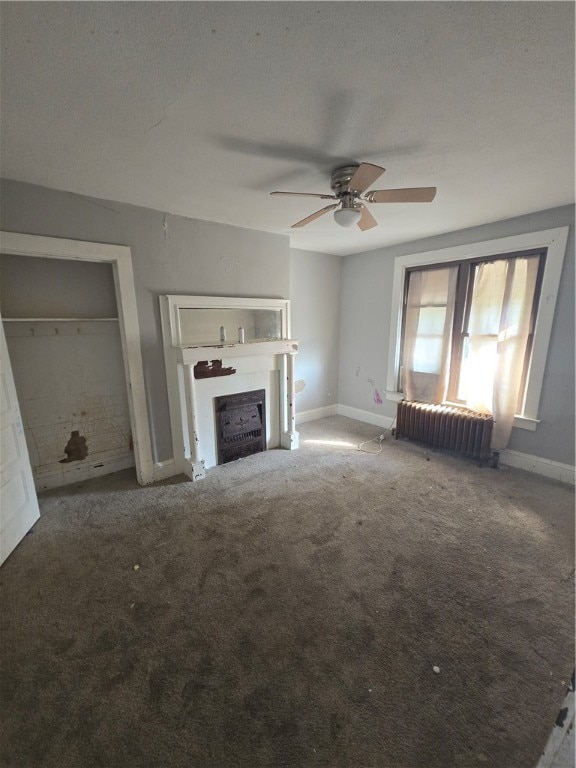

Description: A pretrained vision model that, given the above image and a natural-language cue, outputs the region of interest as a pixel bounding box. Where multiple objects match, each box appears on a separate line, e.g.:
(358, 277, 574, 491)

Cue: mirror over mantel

(161, 295, 291, 348)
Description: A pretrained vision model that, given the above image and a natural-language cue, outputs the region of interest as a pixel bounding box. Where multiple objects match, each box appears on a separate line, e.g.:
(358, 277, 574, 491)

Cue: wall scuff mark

(163, 214, 169, 246)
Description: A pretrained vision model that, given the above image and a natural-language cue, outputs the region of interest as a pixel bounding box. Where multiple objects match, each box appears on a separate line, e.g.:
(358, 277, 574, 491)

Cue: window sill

(386, 391, 540, 431)
(512, 415, 540, 431)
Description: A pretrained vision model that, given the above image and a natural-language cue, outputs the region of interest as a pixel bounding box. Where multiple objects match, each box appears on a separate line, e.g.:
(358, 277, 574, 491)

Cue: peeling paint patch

(295, 379, 306, 393)
(194, 360, 237, 379)
(60, 431, 88, 463)
(374, 389, 383, 405)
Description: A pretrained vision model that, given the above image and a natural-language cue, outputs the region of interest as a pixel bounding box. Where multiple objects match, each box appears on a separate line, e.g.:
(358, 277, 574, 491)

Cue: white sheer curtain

(402, 266, 458, 404)
(402, 256, 539, 451)
(461, 256, 539, 449)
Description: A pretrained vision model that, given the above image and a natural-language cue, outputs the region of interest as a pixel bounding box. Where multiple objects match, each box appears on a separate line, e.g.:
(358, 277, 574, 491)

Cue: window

(386, 227, 569, 432)
(400, 249, 545, 414)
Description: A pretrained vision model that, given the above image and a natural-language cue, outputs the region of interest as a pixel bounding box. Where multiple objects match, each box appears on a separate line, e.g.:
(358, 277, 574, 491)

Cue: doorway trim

(0, 231, 154, 485)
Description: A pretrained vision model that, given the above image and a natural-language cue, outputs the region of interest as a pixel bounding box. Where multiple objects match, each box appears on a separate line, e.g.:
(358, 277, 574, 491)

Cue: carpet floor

(1, 416, 574, 768)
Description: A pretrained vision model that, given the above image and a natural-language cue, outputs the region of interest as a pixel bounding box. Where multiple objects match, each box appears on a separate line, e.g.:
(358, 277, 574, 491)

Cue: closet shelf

(2, 317, 119, 322)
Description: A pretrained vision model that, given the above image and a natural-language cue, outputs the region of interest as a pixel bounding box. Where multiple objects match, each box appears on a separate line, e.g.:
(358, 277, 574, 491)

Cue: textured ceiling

(1, 2, 574, 256)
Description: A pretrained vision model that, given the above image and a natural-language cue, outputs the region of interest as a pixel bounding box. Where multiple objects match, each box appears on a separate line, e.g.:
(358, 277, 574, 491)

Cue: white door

(0, 318, 40, 565)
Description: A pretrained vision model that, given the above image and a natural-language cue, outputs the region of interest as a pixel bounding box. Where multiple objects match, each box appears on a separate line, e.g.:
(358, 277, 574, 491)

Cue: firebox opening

(214, 389, 266, 465)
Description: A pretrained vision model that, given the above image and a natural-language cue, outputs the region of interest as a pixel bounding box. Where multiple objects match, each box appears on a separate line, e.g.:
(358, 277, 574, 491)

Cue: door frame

(0, 231, 154, 485)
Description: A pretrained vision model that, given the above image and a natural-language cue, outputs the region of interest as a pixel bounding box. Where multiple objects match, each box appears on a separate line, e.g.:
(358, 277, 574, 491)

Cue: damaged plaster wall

(3, 320, 133, 485)
(338, 204, 575, 467)
(0, 179, 290, 463)
(0, 255, 133, 486)
(290, 248, 341, 415)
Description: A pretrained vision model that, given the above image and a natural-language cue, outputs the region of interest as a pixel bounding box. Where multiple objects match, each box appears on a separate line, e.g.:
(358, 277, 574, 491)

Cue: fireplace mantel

(176, 339, 299, 365)
(160, 295, 299, 482)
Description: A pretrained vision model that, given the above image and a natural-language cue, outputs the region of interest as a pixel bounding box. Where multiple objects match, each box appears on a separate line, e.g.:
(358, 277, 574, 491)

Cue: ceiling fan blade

(365, 187, 437, 203)
(271, 191, 337, 199)
(348, 162, 386, 193)
(291, 204, 339, 228)
(357, 204, 378, 231)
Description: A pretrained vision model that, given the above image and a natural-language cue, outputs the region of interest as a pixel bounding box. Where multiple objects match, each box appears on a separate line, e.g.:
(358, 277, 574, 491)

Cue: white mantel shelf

(175, 339, 299, 365)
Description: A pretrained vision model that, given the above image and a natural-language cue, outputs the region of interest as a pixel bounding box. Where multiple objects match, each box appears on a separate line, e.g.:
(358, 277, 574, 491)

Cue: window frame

(386, 227, 569, 431)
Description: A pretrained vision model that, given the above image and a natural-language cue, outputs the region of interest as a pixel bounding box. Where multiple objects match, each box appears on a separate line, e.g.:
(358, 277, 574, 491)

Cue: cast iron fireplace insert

(214, 389, 266, 465)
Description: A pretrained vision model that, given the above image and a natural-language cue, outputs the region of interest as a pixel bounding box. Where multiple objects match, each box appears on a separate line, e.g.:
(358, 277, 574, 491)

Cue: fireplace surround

(160, 295, 299, 481)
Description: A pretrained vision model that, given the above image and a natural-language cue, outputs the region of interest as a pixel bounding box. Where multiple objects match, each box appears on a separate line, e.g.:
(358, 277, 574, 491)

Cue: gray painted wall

(338, 205, 575, 466)
(0, 254, 117, 318)
(0, 179, 290, 462)
(2, 178, 572, 469)
(290, 249, 341, 414)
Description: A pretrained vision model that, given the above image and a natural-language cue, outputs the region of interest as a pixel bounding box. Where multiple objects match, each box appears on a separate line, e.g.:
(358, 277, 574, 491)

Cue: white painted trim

(176, 338, 299, 364)
(163, 294, 291, 347)
(386, 227, 570, 427)
(512, 415, 540, 431)
(34, 453, 136, 492)
(160, 294, 298, 481)
(159, 296, 187, 477)
(153, 458, 178, 482)
(0, 230, 154, 485)
(499, 449, 575, 486)
(337, 404, 395, 431)
(160, 294, 293, 474)
(296, 405, 338, 425)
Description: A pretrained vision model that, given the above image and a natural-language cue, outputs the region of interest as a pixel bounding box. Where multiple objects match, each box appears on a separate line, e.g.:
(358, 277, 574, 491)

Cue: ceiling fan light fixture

(334, 207, 362, 228)
(271, 162, 436, 231)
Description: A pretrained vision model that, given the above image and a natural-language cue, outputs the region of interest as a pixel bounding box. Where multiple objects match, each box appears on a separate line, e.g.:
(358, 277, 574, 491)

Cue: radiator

(395, 400, 494, 463)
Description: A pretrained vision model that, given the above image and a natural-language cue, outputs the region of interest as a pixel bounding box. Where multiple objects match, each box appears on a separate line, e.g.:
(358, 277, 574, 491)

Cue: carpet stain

(91, 629, 123, 655)
(131, 601, 171, 623)
(245, 585, 267, 602)
(329, 712, 343, 740)
(102, 658, 136, 690)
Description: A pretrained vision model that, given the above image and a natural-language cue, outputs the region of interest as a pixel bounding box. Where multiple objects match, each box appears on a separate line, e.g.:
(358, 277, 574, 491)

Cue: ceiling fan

(270, 162, 436, 230)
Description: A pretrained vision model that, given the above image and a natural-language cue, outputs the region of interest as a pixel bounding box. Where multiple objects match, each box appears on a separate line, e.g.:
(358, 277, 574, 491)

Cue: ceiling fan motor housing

(330, 165, 362, 202)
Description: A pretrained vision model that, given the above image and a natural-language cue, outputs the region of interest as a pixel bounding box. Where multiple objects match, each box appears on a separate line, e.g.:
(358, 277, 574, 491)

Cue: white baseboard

(336, 404, 395, 431)
(296, 404, 338, 425)
(153, 458, 178, 482)
(150, 408, 575, 488)
(335, 404, 574, 485)
(499, 449, 575, 486)
(35, 452, 136, 492)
